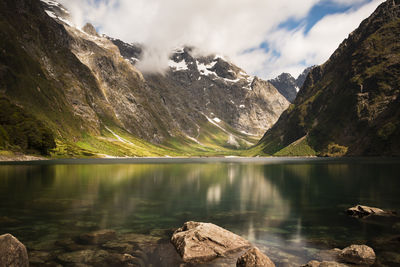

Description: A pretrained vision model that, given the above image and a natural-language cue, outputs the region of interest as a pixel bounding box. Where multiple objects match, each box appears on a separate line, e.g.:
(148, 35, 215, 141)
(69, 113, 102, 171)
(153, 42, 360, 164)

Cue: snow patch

(240, 130, 258, 136)
(44, 10, 73, 26)
(185, 134, 203, 145)
(169, 59, 188, 71)
(41, 0, 60, 7)
(214, 54, 227, 61)
(173, 47, 184, 54)
(239, 105, 245, 108)
(203, 114, 228, 134)
(105, 126, 135, 146)
(295, 86, 300, 92)
(221, 77, 240, 83)
(197, 60, 217, 76)
(227, 135, 239, 148)
(213, 117, 221, 123)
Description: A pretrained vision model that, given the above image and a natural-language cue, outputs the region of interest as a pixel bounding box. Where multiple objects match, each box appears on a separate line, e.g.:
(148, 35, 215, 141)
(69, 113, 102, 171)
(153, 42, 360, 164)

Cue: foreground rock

(171, 221, 251, 263)
(237, 247, 275, 267)
(346, 205, 396, 218)
(78, 229, 117, 245)
(0, 234, 29, 267)
(339, 245, 375, 265)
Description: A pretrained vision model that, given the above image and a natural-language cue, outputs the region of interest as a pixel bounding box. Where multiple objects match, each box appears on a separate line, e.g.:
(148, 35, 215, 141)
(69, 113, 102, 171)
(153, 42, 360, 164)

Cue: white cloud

(58, 0, 384, 79)
(256, 0, 384, 78)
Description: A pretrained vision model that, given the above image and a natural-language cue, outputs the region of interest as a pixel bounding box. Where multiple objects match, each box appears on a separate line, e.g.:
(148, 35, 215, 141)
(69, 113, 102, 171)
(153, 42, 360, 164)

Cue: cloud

(255, 0, 384, 78)
(58, 0, 384, 79)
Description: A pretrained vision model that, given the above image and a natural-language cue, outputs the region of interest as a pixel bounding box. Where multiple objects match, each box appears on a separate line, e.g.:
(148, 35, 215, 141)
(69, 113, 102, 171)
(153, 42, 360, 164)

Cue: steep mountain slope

(108, 39, 290, 138)
(259, 0, 400, 156)
(0, 0, 289, 157)
(268, 66, 313, 103)
(295, 66, 314, 89)
(268, 73, 297, 103)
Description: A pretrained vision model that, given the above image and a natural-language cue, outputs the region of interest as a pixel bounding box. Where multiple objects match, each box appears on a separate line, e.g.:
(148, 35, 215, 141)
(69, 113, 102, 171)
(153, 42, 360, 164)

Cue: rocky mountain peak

(269, 67, 314, 103)
(40, 0, 72, 26)
(82, 23, 99, 37)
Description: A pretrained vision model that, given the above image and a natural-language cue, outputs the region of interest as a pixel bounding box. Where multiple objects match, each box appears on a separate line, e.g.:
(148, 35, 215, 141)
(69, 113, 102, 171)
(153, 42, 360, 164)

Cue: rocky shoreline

(0, 152, 46, 162)
(1, 205, 399, 266)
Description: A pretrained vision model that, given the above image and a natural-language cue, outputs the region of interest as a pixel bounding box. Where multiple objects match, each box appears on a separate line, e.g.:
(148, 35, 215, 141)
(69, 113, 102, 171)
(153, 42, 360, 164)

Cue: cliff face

(0, 0, 289, 156)
(259, 0, 400, 156)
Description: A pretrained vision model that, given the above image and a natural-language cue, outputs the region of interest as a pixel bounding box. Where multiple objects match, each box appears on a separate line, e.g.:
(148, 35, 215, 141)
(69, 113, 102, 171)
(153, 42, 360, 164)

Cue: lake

(1, 158, 400, 266)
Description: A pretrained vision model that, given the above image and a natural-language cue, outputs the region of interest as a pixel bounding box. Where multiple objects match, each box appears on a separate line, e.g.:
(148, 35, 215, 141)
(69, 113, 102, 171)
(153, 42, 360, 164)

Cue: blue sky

(60, 0, 384, 78)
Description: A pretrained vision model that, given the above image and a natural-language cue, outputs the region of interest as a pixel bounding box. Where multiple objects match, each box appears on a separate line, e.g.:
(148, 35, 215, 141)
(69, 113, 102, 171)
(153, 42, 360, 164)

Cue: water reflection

(0, 160, 399, 266)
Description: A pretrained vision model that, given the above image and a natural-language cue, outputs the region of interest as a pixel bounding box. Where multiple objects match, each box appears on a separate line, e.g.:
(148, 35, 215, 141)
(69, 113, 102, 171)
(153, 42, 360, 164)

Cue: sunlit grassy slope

(43, 120, 265, 158)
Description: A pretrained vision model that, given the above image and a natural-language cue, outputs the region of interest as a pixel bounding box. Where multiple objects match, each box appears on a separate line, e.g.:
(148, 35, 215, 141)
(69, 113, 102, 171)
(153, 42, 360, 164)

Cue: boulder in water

(171, 221, 251, 263)
(236, 247, 275, 267)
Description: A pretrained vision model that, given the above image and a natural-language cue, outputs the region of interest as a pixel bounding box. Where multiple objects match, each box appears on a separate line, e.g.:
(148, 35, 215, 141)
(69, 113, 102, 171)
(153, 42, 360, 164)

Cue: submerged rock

(0, 216, 20, 225)
(302, 260, 348, 267)
(28, 250, 52, 265)
(57, 249, 109, 264)
(121, 253, 146, 267)
(78, 229, 117, 245)
(346, 205, 396, 218)
(0, 234, 29, 267)
(171, 221, 251, 263)
(236, 247, 275, 267)
(314, 248, 342, 262)
(151, 242, 184, 267)
(339, 245, 375, 265)
(310, 244, 375, 266)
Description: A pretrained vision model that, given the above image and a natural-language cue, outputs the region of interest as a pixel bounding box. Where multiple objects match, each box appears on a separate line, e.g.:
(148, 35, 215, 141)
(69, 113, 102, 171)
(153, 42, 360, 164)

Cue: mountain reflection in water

(0, 159, 399, 266)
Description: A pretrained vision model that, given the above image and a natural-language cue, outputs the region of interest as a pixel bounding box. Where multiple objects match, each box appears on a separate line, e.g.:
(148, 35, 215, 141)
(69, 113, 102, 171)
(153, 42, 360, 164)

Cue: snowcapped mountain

(0, 0, 289, 157)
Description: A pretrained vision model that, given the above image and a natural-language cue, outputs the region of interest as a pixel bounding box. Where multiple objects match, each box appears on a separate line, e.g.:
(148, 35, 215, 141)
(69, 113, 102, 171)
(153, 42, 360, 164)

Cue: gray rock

(78, 229, 117, 245)
(346, 205, 396, 218)
(236, 247, 275, 267)
(0, 233, 29, 267)
(339, 245, 375, 265)
(171, 221, 251, 263)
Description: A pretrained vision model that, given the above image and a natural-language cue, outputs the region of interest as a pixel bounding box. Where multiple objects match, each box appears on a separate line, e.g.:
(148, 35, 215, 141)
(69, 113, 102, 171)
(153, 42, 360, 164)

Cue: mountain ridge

(259, 0, 400, 156)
